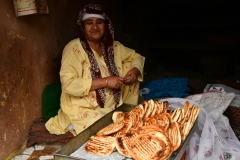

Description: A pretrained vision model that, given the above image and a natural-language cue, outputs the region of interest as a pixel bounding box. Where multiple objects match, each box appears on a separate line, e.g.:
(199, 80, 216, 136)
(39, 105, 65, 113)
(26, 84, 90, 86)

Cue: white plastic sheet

(181, 91, 240, 160)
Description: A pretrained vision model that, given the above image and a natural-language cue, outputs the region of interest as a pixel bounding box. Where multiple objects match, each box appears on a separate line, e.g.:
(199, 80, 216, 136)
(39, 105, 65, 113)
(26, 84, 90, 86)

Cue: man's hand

(123, 67, 140, 85)
(106, 76, 124, 89)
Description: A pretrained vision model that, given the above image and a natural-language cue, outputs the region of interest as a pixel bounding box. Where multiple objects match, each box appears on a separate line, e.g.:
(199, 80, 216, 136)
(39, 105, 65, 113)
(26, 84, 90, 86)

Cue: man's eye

(97, 20, 103, 24)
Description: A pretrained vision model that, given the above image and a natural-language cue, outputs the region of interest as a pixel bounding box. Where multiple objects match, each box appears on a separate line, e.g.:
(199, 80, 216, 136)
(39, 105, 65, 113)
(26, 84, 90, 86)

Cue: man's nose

(92, 23, 98, 29)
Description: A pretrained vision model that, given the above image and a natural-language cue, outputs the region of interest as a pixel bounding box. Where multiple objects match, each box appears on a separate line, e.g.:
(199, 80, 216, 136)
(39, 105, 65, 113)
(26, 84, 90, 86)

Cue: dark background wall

(120, 0, 240, 93)
(1, 0, 239, 159)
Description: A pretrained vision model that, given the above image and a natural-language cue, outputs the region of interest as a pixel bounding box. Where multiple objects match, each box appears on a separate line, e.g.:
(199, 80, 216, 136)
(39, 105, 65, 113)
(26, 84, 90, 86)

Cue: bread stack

(85, 99, 201, 160)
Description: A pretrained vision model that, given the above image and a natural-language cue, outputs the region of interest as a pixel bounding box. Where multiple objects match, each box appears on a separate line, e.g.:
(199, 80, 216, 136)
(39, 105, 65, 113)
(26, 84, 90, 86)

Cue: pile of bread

(85, 99, 200, 160)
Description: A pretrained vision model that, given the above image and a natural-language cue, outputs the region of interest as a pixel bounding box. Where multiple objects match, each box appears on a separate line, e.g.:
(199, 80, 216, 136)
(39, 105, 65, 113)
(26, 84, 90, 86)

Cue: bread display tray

(53, 103, 197, 160)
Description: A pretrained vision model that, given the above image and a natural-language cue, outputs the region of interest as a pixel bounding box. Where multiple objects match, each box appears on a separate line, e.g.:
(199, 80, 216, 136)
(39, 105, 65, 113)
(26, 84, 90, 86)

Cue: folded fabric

(143, 77, 191, 100)
(26, 117, 74, 147)
(204, 84, 240, 107)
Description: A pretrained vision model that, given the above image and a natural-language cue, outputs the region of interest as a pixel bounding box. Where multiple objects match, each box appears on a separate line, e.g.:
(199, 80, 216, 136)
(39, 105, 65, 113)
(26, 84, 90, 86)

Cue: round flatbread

(149, 99, 157, 117)
(85, 135, 116, 156)
(137, 124, 165, 135)
(143, 101, 153, 119)
(162, 101, 169, 113)
(143, 117, 157, 126)
(112, 111, 125, 123)
(167, 121, 181, 151)
(183, 101, 190, 117)
(154, 113, 170, 131)
(129, 131, 172, 160)
(96, 121, 124, 136)
(115, 128, 138, 157)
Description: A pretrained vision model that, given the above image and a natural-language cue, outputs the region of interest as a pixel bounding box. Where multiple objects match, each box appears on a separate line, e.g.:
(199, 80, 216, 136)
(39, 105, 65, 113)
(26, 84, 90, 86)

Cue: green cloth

(42, 82, 61, 122)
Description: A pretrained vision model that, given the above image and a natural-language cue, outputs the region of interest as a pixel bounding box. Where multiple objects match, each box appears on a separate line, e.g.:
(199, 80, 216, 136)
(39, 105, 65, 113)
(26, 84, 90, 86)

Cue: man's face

(83, 17, 105, 42)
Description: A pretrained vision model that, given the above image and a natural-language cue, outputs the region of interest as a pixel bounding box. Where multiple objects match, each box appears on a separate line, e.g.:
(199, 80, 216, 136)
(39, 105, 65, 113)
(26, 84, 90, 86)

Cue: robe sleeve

(114, 41, 145, 81)
(60, 39, 92, 97)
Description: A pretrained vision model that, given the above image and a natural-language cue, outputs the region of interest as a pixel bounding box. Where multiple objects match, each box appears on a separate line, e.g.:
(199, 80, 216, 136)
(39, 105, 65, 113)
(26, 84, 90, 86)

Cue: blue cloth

(143, 77, 190, 99)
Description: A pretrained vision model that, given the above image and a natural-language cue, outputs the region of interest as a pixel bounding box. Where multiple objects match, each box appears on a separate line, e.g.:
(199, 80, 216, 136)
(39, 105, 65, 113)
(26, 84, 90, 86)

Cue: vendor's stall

(53, 84, 240, 160)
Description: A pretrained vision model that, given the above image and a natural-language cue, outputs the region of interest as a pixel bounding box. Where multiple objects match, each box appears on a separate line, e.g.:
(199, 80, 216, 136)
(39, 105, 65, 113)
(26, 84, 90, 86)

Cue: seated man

(45, 3, 145, 136)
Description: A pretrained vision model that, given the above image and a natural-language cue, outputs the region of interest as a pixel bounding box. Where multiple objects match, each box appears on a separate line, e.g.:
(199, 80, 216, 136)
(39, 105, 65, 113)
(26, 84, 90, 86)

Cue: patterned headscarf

(77, 4, 120, 108)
